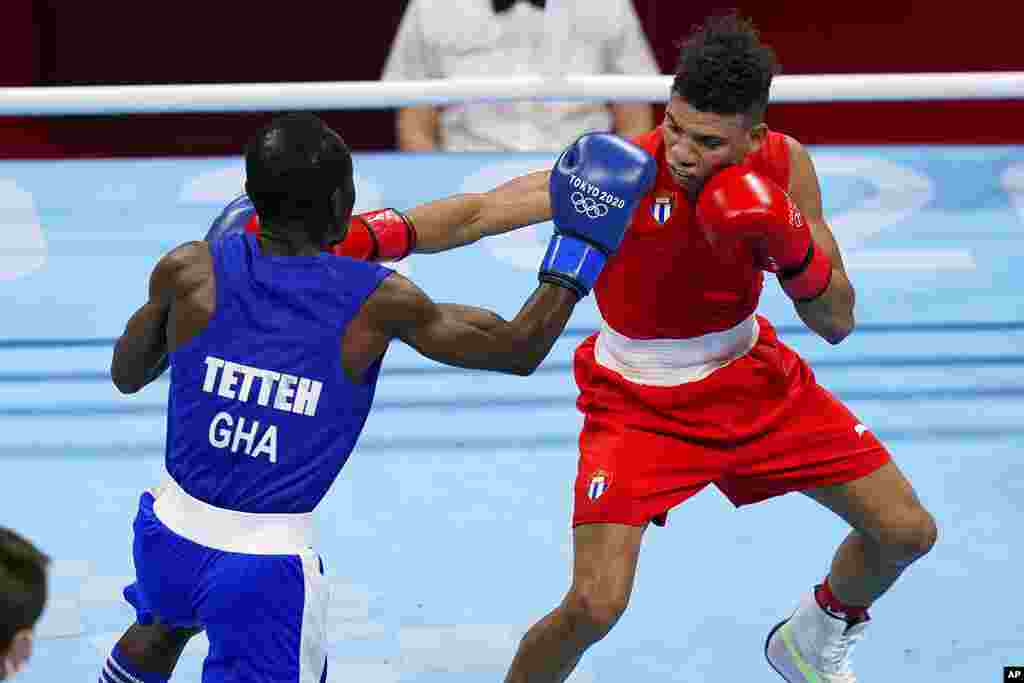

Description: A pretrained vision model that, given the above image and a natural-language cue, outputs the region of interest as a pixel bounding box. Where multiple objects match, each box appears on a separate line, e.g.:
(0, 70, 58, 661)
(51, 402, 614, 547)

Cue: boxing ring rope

(1, 72, 1023, 116)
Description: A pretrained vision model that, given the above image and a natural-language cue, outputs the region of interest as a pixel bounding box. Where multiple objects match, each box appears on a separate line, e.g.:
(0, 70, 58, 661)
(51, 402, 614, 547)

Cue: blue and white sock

(99, 644, 170, 683)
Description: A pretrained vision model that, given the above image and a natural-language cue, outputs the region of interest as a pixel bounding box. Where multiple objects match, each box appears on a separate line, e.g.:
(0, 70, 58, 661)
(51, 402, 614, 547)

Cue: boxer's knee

(558, 580, 631, 645)
(874, 504, 938, 567)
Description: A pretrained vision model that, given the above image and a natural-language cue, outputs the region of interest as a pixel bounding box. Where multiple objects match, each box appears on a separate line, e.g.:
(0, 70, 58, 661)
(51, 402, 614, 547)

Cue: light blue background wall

(2, 148, 1022, 682)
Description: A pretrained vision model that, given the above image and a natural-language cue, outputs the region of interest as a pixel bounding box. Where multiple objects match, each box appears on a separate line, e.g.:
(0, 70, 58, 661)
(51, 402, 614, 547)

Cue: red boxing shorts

(571, 316, 889, 527)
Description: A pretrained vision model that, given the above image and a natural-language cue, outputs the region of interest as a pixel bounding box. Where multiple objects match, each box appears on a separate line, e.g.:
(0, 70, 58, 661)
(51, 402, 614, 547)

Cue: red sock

(815, 577, 870, 624)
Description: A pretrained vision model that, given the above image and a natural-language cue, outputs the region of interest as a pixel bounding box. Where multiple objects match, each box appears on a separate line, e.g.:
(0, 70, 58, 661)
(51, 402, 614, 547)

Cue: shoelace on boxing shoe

(821, 622, 866, 680)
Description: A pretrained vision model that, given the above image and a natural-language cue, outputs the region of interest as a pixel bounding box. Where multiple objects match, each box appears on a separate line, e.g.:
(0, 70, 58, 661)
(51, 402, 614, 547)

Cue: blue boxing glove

(539, 133, 656, 298)
(203, 193, 256, 242)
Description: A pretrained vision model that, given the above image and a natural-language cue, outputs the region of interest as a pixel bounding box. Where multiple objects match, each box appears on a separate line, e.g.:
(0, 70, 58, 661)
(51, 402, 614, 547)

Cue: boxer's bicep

(786, 138, 856, 343)
(787, 137, 848, 275)
(112, 242, 203, 393)
(112, 301, 171, 394)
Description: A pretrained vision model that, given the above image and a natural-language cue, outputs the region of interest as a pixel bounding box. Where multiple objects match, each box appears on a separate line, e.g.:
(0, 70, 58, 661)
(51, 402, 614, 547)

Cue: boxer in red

(495, 13, 937, 683)
(129, 15, 937, 682)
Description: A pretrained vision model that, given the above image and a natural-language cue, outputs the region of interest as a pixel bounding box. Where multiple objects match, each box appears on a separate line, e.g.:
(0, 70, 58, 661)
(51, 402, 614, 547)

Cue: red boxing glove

(245, 209, 417, 262)
(244, 213, 260, 235)
(696, 166, 832, 302)
(332, 208, 416, 262)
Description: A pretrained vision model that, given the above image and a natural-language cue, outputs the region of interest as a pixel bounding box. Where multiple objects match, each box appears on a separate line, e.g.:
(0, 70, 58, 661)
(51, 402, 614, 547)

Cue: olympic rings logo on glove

(571, 192, 610, 219)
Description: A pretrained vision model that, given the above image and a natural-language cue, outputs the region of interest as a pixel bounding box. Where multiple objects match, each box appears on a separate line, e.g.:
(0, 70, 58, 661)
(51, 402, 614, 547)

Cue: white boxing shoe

(765, 591, 868, 682)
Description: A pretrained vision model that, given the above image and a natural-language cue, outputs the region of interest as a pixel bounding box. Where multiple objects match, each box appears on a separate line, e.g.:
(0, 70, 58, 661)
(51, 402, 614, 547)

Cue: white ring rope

(1, 72, 1022, 116)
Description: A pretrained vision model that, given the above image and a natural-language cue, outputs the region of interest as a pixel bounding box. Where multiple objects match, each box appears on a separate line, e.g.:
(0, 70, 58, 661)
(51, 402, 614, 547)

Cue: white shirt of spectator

(383, 0, 660, 152)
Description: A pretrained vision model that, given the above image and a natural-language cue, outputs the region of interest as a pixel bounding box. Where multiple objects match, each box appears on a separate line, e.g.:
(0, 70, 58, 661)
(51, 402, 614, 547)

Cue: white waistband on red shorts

(153, 476, 314, 555)
(594, 314, 759, 386)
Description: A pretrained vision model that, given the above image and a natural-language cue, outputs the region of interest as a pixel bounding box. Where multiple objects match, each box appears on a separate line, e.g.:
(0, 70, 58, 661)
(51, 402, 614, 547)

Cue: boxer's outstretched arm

(344, 273, 577, 379)
(405, 170, 553, 254)
(221, 171, 553, 261)
(785, 138, 856, 344)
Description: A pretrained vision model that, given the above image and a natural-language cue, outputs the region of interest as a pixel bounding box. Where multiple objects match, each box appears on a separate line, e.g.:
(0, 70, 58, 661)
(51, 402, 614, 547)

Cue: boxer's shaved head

(244, 113, 355, 243)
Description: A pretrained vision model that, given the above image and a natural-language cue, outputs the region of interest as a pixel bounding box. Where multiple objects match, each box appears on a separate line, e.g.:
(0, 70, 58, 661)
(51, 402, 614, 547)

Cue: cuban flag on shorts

(651, 196, 673, 224)
(587, 470, 610, 501)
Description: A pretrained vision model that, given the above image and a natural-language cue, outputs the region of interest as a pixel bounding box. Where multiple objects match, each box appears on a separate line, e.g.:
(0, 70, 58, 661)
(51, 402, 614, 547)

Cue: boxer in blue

(99, 113, 655, 683)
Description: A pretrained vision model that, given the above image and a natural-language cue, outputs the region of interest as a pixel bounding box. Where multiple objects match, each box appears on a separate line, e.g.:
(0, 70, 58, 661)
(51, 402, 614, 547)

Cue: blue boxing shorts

(123, 479, 329, 683)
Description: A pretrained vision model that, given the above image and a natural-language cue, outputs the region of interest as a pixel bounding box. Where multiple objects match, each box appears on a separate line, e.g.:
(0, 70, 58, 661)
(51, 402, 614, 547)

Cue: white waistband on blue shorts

(152, 476, 315, 555)
(594, 314, 759, 386)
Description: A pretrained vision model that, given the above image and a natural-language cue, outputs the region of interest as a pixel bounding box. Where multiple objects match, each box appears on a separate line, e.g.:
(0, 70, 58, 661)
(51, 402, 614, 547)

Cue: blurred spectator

(383, 0, 659, 151)
(0, 528, 48, 680)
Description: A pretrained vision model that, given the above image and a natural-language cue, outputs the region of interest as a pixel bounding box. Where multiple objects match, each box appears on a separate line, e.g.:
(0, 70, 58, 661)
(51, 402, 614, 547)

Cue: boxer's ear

(3, 629, 33, 679)
(745, 123, 767, 157)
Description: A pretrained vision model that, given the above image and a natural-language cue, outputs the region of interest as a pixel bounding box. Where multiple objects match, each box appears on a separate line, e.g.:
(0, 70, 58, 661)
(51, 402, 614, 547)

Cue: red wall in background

(2, 1, 1021, 158)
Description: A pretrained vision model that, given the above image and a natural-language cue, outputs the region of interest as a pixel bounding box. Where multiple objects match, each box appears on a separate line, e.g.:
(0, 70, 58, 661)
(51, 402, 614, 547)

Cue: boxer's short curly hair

(672, 12, 780, 126)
